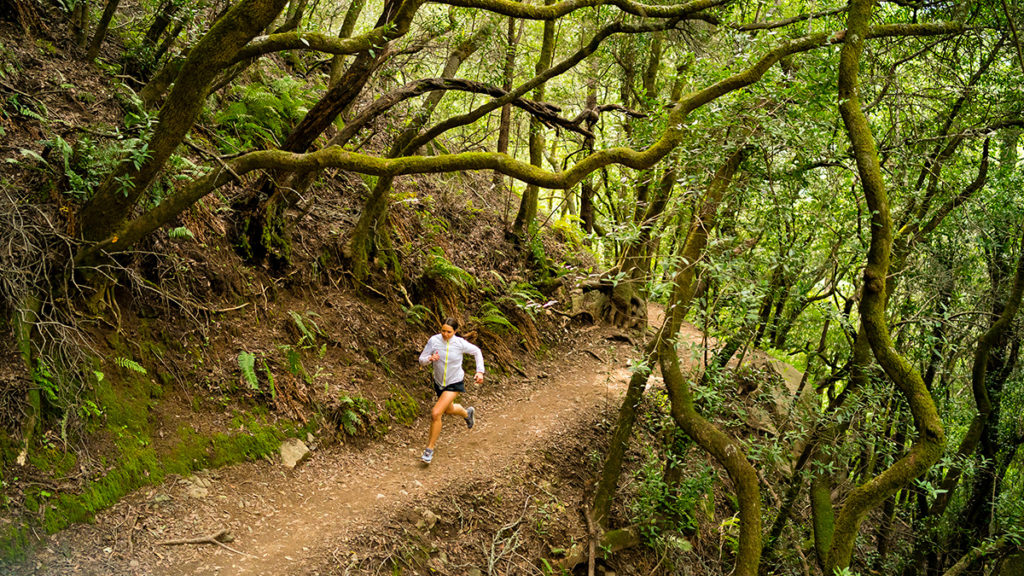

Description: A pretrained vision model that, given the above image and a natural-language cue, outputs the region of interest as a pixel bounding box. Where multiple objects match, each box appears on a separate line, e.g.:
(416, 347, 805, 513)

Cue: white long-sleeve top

(419, 334, 484, 386)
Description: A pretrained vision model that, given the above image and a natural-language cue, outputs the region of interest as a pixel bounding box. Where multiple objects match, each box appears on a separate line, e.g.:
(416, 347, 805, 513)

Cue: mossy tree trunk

(658, 337, 762, 576)
(825, 0, 947, 570)
(590, 146, 747, 528)
(77, 0, 291, 245)
(511, 0, 555, 237)
(328, 0, 367, 86)
(14, 294, 41, 467)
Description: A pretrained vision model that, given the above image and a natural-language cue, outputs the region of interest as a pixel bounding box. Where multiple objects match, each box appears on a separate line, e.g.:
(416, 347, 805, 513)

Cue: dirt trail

(23, 325, 647, 576)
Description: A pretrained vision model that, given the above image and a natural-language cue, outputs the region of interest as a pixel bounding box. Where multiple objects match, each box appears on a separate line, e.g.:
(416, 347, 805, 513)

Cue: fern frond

(168, 226, 194, 240)
(424, 249, 475, 289)
(473, 301, 518, 334)
(238, 351, 259, 390)
(113, 357, 147, 374)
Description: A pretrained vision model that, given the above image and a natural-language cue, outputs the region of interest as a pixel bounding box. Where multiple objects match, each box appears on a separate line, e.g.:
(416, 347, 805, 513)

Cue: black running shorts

(433, 380, 465, 397)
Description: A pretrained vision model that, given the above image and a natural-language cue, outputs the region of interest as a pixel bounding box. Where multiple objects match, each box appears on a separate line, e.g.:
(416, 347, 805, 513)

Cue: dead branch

(157, 528, 257, 557)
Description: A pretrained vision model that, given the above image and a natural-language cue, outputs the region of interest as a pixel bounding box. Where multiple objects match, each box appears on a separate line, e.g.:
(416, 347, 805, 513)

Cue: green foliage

(288, 310, 323, 347)
(472, 301, 518, 334)
(167, 226, 195, 240)
(238, 351, 258, 390)
(336, 393, 374, 437)
(281, 344, 309, 383)
(503, 282, 545, 319)
(113, 357, 147, 375)
(424, 248, 475, 290)
(628, 443, 713, 542)
(214, 76, 315, 154)
(401, 303, 433, 328)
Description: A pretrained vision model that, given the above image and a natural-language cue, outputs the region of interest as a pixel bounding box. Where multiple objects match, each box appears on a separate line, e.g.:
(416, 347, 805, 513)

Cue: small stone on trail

(280, 438, 310, 469)
(188, 485, 209, 499)
(416, 508, 439, 530)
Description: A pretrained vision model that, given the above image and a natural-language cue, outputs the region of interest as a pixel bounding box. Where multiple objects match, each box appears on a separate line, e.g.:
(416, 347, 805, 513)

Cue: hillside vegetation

(1, 0, 1023, 574)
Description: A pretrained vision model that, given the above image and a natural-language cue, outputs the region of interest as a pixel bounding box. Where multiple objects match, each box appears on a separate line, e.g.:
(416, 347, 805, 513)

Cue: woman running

(418, 318, 483, 464)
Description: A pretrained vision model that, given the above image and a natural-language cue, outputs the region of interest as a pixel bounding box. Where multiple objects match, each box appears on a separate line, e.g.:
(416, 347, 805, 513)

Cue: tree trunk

(329, 0, 368, 86)
(511, 0, 555, 236)
(71, 0, 89, 47)
(826, 0, 947, 570)
(590, 146, 747, 527)
(77, 0, 291, 245)
(86, 0, 121, 61)
(659, 338, 762, 576)
(492, 16, 518, 195)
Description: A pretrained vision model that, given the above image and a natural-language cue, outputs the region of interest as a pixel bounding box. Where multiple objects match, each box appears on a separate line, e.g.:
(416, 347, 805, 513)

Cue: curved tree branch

(430, 0, 729, 21)
(334, 78, 595, 147)
(76, 18, 966, 264)
(826, 0, 947, 570)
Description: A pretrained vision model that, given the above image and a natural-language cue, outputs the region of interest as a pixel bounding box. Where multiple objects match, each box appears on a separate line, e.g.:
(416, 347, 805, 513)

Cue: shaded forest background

(0, 0, 1023, 574)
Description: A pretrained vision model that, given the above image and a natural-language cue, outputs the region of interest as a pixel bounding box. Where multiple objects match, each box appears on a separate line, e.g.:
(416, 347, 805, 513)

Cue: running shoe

(465, 406, 475, 429)
(421, 448, 434, 464)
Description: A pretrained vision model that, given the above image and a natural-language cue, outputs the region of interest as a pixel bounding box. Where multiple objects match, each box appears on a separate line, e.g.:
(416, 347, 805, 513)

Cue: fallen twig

(157, 528, 257, 558)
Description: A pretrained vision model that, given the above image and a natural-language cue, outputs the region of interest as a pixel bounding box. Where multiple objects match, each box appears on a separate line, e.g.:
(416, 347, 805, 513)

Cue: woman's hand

(475, 372, 484, 384)
(429, 352, 440, 362)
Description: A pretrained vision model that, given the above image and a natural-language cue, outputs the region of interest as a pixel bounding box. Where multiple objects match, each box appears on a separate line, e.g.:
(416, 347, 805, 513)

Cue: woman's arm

(419, 336, 437, 365)
(464, 340, 485, 375)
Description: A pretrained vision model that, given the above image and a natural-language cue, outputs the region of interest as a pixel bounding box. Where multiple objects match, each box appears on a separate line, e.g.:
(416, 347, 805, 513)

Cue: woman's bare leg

(427, 391, 465, 450)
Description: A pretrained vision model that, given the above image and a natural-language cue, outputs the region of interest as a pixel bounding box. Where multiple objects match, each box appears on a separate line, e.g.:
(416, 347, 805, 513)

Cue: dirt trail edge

(22, 323, 664, 576)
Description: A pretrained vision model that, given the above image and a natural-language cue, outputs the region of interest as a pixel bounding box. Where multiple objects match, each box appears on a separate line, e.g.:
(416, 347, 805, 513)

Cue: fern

(288, 310, 321, 346)
(337, 393, 374, 436)
(281, 344, 306, 381)
(238, 351, 259, 390)
(504, 283, 545, 318)
(424, 248, 475, 289)
(261, 358, 276, 400)
(168, 226, 195, 240)
(402, 303, 433, 328)
(113, 357, 147, 374)
(473, 301, 518, 334)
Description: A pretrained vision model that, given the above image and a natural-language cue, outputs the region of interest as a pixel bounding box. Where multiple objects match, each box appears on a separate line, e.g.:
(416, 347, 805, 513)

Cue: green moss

(0, 525, 29, 563)
(2, 379, 300, 562)
(383, 385, 419, 428)
(26, 445, 77, 478)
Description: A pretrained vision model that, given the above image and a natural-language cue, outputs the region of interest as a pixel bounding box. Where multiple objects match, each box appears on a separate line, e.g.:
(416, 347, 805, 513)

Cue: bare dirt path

(20, 325, 648, 576)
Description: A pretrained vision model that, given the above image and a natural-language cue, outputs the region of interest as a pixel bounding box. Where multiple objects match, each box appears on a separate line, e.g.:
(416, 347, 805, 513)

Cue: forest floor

(8, 307, 790, 576)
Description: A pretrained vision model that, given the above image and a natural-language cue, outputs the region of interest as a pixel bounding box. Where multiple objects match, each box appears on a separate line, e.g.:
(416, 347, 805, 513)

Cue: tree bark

(77, 0, 291, 244)
(826, 0, 947, 570)
(512, 0, 556, 236)
(493, 16, 519, 195)
(86, 0, 121, 61)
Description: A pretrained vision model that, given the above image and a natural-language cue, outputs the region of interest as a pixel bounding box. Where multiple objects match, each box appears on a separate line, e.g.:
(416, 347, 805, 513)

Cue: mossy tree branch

(658, 337, 762, 576)
(77, 0, 291, 242)
(74, 18, 964, 267)
(431, 0, 729, 21)
(826, 0, 947, 570)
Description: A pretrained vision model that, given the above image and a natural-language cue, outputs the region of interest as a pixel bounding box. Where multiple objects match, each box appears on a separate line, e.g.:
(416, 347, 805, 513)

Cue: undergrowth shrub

(214, 75, 315, 153)
(330, 392, 374, 437)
